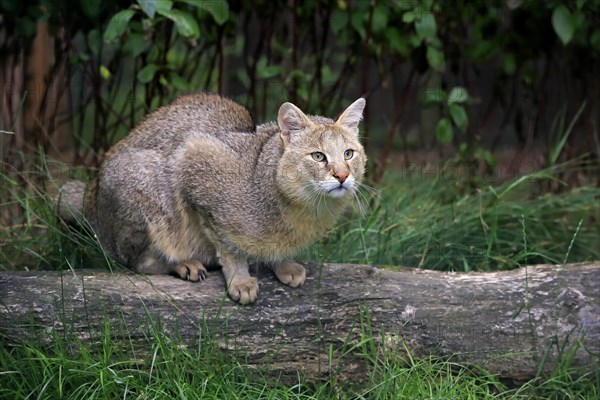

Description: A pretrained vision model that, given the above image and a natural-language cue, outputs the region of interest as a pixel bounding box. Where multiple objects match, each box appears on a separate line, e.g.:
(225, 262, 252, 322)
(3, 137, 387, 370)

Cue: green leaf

(123, 33, 148, 57)
(372, 5, 388, 33)
(426, 45, 445, 72)
(78, 52, 91, 62)
(148, 46, 161, 63)
(447, 86, 469, 104)
(157, 8, 200, 38)
(256, 57, 282, 79)
(180, 0, 229, 25)
(137, 63, 159, 83)
(552, 5, 575, 45)
(284, 68, 307, 86)
(99, 65, 111, 80)
(402, 12, 415, 23)
(166, 41, 187, 69)
(408, 34, 421, 48)
(468, 40, 496, 61)
(414, 12, 436, 41)
(386, 27, 409, 55)
(169, 72, 190, 91)
(104, 9, 136, 42)
(474, 148, 496, 166)
(88, 29, 101, 55)
(236, 69, 250, 89)
(320, 65, 335, 85)
(436, 117, 453, 144)
(351, 12, 366, 39)
(137, 0, 172, 19)
(137, 0, 155, 18)
(331, 9, 349, 34)
(420, 88, 447, 105)
(449, 104, 468, 132)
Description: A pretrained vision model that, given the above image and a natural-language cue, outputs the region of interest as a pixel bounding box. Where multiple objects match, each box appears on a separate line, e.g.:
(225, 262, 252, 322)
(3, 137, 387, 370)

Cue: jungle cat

(57, 93, 367, 304)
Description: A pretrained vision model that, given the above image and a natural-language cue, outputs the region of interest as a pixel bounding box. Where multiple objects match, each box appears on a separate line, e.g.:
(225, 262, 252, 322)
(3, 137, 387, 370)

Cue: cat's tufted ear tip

(336, 98, 366, 135)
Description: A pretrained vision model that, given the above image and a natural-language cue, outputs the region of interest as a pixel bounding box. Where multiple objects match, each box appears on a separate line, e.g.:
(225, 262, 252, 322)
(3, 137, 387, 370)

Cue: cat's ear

(278, 102, 313, 146)
(335, 98, 366, 136)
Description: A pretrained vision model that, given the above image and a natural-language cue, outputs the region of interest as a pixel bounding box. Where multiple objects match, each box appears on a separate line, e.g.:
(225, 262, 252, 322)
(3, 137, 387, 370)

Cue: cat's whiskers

(305, 180, 348, 217)
(314, 183, 332, 215)
(352, 188, 368, 217)
(299, 178, 373, 219)
(356, 181, 380, 199)
(306, 185, 321, 210)
(351, 182, 380, 217)
(302, 182, 326, 214)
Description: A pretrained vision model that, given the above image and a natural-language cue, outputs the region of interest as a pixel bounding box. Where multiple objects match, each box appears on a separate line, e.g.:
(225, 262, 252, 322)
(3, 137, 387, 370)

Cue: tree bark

(1, 263, 598, 382)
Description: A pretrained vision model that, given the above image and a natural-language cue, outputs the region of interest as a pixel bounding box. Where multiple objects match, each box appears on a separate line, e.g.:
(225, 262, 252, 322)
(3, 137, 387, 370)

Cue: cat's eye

(344, 149, 354, 160)
(311, 152, 326, 162)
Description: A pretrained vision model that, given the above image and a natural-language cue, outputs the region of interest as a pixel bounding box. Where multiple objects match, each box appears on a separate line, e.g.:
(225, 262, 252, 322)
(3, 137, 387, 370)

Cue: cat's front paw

(228, 277, 259, 304)
(273, 261, 306, 288)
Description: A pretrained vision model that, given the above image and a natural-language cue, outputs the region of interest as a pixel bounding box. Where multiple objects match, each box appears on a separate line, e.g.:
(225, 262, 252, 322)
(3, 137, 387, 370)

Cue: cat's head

(276, 98, 367, 205)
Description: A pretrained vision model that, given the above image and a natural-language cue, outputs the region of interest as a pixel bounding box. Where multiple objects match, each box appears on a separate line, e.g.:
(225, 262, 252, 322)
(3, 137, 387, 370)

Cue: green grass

(1, 157, 599, 399)
(301, 163, 599, 270)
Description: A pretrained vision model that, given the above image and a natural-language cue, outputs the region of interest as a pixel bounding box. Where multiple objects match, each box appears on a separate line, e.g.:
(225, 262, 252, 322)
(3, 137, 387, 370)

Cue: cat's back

(170, 93, 256, 135)
(108, 93, 256, 157)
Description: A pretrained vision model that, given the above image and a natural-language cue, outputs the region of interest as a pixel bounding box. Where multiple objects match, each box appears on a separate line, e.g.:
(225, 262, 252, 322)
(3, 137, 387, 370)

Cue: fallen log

(1, 263, 598, 382)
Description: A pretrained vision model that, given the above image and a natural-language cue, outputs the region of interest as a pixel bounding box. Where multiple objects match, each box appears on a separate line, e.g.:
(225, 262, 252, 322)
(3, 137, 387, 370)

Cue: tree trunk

(1, 263, 598, 382)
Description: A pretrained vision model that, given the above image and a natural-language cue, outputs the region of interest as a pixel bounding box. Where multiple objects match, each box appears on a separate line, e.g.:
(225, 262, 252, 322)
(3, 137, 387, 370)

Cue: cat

(57, 93, 367, 304)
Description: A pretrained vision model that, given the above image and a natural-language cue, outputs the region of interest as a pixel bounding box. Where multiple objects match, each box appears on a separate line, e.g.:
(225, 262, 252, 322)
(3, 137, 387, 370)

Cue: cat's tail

(55, 180, 86, 224)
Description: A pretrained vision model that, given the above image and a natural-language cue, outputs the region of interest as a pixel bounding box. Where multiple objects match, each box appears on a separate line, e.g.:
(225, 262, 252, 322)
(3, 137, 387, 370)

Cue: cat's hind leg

(171, 260, 207, 282)
(135, 249, 207, 282)
(272, 261, 306, 288)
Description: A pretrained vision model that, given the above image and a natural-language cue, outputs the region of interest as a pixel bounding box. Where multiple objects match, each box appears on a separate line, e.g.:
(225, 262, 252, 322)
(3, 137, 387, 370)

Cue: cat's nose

(334, 171, 349, 183)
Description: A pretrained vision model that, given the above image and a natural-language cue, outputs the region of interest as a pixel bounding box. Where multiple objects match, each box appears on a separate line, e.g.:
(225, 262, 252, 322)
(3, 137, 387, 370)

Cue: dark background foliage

(0, 0, 598, 239)
(1, 0, 598, 179)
